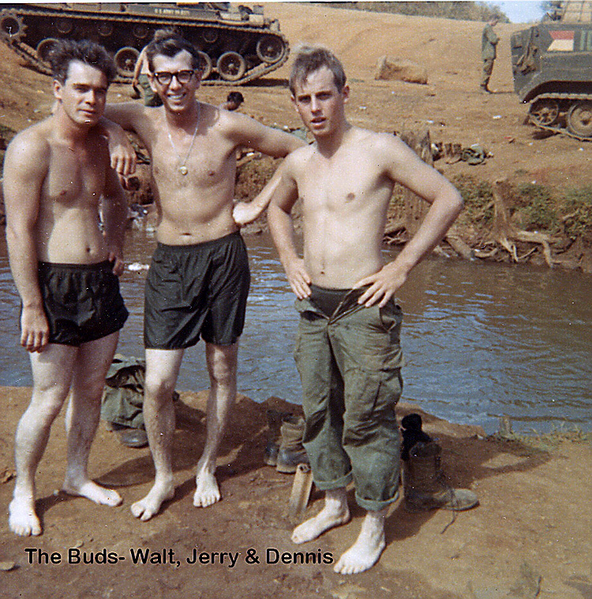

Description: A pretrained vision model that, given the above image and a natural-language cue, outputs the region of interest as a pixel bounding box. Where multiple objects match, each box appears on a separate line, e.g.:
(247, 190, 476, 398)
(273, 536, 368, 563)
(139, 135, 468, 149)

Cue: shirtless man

(3, 39, 129, 536)
(267, 45, 464, 574)
(104, 31, 304, 521)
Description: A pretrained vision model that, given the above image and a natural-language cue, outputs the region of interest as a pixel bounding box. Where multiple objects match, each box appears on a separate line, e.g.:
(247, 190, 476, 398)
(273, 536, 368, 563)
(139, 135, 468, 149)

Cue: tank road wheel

(256, 35, 285, 64)
(216, 51, 246, 82)
(114, 47, 140, 77)
(56, 19, 73, 35)
(0, 12, 25, 41)
(97, 22, 114, 38)
(567, 101, 592, 139)
(198, 51, 213, 80)
(132, 24, 150, 40)
(528, 98, 560, 127)
(202, 29, 218, 44)
(36, 38, 59, 63)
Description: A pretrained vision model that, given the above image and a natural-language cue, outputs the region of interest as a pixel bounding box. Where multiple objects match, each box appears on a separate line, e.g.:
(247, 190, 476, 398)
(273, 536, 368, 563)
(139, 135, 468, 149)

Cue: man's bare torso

(128, 103, 239, 245)
(293, 127, 395, 289)
(28, 119, 111, 264)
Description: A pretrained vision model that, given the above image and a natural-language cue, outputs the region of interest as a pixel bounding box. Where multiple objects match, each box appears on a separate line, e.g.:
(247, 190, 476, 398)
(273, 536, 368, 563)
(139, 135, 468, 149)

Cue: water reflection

(1, 229, 591, 434)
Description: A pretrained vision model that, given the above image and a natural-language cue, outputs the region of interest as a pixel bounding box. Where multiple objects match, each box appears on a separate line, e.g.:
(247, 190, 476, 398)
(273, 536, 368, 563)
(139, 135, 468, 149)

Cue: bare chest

(44, 144, 106, 207)
(151, 128, 235, 188)
(300, 158, 391, 213)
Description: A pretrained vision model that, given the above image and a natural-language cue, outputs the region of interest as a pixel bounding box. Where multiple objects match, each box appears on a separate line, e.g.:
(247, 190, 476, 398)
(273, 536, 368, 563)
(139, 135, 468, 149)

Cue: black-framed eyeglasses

(153, 70, 195, 86)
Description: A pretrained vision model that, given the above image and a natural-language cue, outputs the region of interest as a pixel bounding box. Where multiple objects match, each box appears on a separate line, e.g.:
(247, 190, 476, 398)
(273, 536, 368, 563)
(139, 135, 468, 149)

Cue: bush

(452, 174, 494, 226)
(560, 187, 592, 240)
(515, 183, 560, 233)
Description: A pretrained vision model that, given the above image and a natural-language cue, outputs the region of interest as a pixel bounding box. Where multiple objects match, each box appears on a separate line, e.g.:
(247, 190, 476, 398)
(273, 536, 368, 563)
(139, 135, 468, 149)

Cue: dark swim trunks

(144, 231, 250, 349)
(35, 260, 128, 346)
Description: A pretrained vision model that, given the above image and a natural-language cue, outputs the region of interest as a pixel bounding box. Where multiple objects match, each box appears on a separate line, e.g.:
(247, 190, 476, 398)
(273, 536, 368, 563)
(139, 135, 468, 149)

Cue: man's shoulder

(285, 141, 314, 166)
(7, 120, 51, 158)
(214, 104, 258, 132)
(351, 127, 402, 153)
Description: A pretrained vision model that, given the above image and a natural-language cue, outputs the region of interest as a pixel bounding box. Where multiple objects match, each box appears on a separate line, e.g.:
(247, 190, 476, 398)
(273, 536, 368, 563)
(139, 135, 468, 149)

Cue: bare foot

(9, 496, 42, 537)
(193, 467, 221, 508)
(292, 492, 351, 544)
(130, 481, 175, 521)
(334, 509, 386, 575)
(62, 479, 122, 507)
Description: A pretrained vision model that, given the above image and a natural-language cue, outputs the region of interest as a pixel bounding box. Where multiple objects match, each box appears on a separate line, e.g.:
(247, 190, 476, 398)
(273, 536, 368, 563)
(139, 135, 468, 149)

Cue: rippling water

(1, 229, 591, 434)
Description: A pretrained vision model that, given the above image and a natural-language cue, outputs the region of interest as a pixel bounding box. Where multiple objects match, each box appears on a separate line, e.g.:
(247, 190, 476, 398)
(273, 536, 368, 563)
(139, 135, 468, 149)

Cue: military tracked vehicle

(511, 1, 592, 139)
(0, 2, 289, 85)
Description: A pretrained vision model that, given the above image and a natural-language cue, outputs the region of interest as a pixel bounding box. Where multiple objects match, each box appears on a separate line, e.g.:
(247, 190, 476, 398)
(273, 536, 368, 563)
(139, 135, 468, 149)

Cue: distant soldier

(481, 16, 500, 93)
(131, 32, 169, 108)
(221, 91, 244, 112)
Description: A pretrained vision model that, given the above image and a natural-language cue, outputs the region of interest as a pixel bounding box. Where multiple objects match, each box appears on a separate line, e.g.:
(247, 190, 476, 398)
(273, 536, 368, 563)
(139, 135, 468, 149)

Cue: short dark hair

(289, 44, 347, 95)
(49, 39, 117, 85)
(145, 30, 202, 72)
(226, 91, 244, 106)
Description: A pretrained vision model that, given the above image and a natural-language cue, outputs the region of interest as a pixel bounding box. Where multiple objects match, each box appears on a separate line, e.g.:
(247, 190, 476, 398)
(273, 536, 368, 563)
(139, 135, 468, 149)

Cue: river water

(1, 228, 591, 435)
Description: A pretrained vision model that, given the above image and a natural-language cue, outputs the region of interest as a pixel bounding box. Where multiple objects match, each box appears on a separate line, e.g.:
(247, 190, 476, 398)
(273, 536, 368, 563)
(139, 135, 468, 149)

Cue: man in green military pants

(268, 45, 463, 575)
(481, 16, 500, 93)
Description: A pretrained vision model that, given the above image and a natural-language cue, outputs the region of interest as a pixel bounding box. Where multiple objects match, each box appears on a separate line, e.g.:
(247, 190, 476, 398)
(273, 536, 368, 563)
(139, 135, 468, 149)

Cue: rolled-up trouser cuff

(356, 487, 400, 512)
(312, 470, 353, 492)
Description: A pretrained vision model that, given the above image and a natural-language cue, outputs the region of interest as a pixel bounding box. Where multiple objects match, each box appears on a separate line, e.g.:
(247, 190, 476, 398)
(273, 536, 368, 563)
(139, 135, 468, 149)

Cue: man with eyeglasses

(103, 31, 304, 522)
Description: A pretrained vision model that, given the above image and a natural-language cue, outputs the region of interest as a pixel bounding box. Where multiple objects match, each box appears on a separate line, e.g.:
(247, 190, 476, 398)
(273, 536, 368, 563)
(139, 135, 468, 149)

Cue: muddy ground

(1, 387, 591, 599)
(1, 4, 592, 598)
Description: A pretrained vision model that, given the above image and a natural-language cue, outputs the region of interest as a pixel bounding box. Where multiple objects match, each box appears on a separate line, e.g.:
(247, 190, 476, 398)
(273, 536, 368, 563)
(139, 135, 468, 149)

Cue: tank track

(0, 5, 289, 86)
(529, 92, 592, 141)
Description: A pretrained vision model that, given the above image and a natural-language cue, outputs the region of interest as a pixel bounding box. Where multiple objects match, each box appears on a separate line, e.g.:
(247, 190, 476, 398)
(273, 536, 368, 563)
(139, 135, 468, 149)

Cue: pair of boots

(401, 413, 479, 512)
(264, 410, 309, 474)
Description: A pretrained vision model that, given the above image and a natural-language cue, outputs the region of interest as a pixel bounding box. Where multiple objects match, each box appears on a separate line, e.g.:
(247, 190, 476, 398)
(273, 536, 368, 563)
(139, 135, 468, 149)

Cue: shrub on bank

(452, 175, 592, 243)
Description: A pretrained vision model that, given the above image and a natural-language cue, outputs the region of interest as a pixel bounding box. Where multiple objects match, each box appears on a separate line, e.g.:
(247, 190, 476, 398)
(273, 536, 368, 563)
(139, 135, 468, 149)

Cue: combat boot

(403, 440, 479, 512)
(263, 409, 288, 467)
(276, 416, 309, 474)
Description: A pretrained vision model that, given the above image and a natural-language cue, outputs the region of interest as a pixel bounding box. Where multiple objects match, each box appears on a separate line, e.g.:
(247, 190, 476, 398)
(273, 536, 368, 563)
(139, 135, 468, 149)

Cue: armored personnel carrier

(510, 1, 592, 139)
(0, 2, 289, 85)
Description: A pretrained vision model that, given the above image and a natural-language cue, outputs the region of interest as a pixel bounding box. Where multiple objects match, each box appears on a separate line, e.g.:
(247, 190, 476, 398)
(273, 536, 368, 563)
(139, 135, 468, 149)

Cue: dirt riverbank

(1, 386, 591, 599)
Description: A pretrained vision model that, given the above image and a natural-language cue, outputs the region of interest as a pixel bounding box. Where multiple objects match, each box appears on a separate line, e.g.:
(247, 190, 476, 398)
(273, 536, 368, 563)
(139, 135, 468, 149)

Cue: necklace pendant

(179, 165, 188, 176)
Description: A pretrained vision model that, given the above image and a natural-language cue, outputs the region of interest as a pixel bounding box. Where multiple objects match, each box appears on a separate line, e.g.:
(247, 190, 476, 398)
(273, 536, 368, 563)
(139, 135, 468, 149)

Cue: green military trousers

(294, 289, 405, 512)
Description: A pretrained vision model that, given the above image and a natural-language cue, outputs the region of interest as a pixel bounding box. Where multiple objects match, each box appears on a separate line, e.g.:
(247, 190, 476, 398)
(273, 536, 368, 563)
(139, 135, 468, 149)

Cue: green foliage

(560, 186, 592, 239)
(0, 124, 16, 171)
(0, 124, 15, 139)
(452, 174, 494, 225)
(316, 1, 509, 22)
(449, 177, 592, 240)
(515, 183, 560, 232)
(514, 183, 592, 239)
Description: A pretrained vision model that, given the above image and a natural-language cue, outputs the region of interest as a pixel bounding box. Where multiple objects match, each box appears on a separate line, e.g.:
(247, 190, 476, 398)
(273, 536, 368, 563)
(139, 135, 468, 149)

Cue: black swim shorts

(144, 231, 251, 349)
(35, 260, 129, 346)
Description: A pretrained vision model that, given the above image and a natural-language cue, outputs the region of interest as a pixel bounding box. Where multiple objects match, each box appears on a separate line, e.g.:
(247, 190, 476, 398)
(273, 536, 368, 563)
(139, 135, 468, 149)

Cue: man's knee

(27, 387, 69, 425)
(206, 343, 238, 386)
(144, 373, 177, 403)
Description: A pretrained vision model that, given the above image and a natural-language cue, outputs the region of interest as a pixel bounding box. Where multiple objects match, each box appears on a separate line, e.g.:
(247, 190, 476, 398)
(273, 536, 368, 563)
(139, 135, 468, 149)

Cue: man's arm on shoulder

(102, 166, 129, 276)
(101, 102, 152, 176)
(226, 111, 305, 158)
(232, 166, 283, 226)
(267, 156, 311, 299)
(355, 134, 464, 307)
(3, 131, 50, 352)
